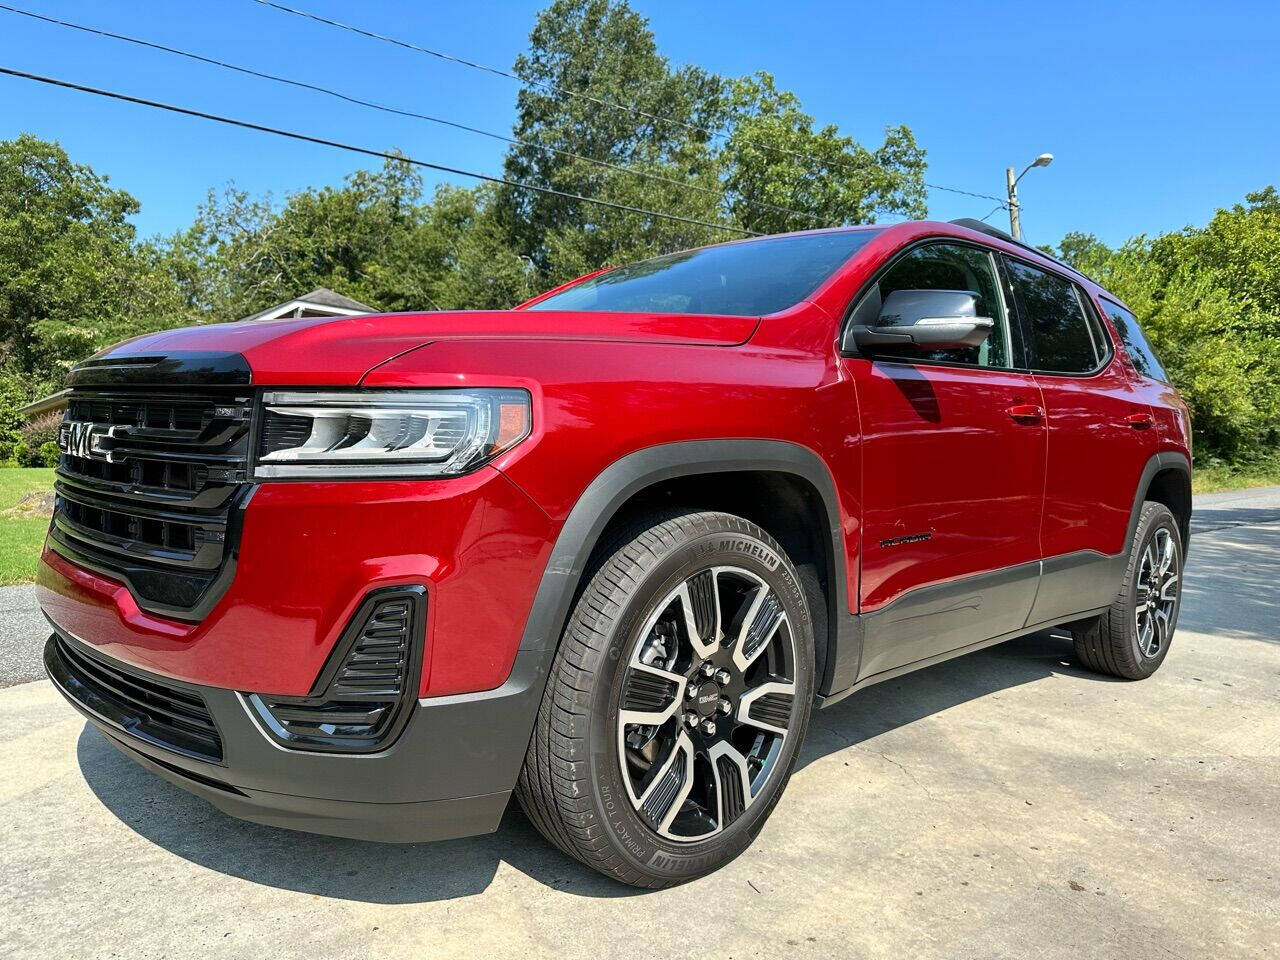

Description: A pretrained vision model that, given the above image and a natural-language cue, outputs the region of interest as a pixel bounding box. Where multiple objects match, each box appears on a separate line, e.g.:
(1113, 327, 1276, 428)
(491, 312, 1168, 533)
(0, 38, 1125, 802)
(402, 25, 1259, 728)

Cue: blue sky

(2, 0, 1277, 248)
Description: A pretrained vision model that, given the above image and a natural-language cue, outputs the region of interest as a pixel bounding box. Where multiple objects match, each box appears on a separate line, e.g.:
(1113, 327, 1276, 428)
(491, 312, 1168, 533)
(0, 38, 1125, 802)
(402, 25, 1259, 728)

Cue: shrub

(19, 410, 62, 452)
(13, 441, 31, 466)
(0, 440, 12, 462)
(38, 441, 60, 466)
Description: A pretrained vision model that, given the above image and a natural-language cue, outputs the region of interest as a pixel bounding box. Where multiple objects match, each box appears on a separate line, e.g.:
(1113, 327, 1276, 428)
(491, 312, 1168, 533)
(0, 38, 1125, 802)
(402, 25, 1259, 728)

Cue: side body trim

(856, 560, 1041, 680)
(820, 450, 1191, 707)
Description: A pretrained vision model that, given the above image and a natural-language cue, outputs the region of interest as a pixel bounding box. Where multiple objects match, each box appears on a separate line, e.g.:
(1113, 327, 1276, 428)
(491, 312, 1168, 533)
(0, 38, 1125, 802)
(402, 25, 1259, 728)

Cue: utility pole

(1006, 167, 1021, 240)
(1006, 153, 1053, 241)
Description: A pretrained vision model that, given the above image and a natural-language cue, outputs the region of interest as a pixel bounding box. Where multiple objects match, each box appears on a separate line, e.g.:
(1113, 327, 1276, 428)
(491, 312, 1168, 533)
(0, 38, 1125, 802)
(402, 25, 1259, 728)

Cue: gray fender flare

(514, 440, 858, 695)
(1126, 450, 1192, 554)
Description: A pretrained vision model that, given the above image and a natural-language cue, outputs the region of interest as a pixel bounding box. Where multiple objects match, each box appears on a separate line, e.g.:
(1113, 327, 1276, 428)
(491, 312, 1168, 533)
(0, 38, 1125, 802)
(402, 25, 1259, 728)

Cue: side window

(1101, 297, 1169, 383)
(850, 243, 1010, 367)
(1005, 258, 1107, 374)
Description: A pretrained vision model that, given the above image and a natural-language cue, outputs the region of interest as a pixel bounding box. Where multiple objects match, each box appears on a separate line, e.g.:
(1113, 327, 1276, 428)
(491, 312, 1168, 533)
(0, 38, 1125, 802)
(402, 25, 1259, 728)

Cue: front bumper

(35, 466, 555, 700)
(44, 628, 549, 842)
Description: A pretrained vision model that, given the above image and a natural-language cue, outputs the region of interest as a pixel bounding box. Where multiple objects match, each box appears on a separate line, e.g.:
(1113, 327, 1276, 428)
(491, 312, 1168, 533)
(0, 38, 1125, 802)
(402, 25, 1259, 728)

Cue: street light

(1005, 152, 1053, 240)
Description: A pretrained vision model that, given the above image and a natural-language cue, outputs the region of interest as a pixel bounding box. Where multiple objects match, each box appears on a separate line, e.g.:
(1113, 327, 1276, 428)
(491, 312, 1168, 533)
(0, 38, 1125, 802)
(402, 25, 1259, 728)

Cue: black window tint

(1102, 298, 1168, 382)
(526, 230, 881, 317)
(1006, 259, 1100, 373)
(853, 242, 1009, 368)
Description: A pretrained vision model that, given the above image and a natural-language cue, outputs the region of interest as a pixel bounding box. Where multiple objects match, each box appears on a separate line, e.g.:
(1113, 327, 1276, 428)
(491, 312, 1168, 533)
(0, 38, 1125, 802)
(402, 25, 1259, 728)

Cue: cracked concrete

(0, 488, 1276, 959)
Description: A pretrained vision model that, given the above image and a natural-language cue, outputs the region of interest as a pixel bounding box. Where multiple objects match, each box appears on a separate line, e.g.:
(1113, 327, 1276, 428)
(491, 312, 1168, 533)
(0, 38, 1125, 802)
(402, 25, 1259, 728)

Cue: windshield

(526, 230, 882, 316)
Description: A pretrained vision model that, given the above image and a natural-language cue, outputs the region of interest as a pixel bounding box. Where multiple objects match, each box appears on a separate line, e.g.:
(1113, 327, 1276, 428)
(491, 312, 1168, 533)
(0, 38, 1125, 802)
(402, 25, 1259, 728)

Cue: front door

(847, 240, 1047, 679)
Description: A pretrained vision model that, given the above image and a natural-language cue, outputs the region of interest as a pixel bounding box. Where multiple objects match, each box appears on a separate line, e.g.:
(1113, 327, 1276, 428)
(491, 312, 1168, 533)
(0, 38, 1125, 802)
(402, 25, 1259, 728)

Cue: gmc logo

(57, 420, 121, 462)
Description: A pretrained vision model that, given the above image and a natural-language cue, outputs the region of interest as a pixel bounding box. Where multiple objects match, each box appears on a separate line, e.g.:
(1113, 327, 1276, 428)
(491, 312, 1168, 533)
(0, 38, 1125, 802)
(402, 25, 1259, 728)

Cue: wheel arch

(513, 441, 859, 699)
(1130, 451, 1192, 555)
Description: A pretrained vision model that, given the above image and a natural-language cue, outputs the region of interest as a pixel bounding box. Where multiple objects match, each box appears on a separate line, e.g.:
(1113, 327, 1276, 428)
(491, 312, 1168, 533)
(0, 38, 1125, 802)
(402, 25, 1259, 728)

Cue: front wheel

(1070, 501, 1184, 680)
(515, 510, 815, 887)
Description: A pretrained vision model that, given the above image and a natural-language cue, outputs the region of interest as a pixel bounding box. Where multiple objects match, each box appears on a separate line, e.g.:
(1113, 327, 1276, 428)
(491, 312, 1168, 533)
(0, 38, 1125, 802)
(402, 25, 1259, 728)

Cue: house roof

(237, 287, 376, 323)
(17, 388, 71, 420)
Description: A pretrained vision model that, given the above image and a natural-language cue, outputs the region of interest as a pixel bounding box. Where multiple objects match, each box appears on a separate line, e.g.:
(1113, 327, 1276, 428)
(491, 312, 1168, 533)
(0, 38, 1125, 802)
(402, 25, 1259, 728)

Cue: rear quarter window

(1101, 297, 1169, 383)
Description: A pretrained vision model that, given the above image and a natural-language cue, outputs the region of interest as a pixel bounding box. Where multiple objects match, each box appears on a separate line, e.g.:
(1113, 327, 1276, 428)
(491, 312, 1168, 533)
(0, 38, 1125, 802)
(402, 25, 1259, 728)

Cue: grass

(0, 467, 55, 586)
(1191, 454, 1280, 494)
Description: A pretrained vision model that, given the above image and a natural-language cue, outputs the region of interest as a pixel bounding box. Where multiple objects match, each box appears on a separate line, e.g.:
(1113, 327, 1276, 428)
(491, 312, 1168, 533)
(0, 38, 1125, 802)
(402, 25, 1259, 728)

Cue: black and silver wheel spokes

(1135, 527, 1179, 658)
(617, 566, 797, 843)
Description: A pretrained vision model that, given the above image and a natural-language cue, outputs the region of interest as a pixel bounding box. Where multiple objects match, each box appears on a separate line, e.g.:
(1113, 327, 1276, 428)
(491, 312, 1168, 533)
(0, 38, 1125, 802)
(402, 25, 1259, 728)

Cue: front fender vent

(244, 586, 426, 753)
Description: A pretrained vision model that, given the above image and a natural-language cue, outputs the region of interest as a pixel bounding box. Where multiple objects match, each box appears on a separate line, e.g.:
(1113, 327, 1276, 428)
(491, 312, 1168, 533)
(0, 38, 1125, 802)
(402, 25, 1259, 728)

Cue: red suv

(39, 219, 1191, 887)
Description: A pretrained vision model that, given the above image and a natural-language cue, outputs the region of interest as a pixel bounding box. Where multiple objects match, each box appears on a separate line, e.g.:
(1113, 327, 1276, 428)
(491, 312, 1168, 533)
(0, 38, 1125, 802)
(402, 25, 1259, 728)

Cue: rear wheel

(1070, 501, 1183, 680)
(515, 510, 815, 887)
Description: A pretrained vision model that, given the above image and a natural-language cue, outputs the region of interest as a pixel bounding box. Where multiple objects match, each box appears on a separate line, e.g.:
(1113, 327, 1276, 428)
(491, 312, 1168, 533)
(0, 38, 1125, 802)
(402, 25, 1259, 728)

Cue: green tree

(0, 134, 186, 390)
(173, 167, 539, 319)
(500, 0, 729, 280)
(1149, 187, 1280, 325)
(498, 0, 929, 286)
(173, 157, 432, 320)
(420, 185, 539, 310)
(1055, 207, 1280, 462)
(718, 72, 927, 234)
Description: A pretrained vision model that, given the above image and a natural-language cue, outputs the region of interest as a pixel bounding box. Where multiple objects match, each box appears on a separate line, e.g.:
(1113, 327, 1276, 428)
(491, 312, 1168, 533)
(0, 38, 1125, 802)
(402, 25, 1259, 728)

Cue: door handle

(1006, 403, 1044, 424)
(1125, 413, 1155, 430)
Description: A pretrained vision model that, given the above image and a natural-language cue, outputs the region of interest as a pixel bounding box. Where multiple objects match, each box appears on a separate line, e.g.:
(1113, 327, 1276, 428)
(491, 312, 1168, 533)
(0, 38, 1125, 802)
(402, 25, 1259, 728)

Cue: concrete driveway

(1, 490, 1277, 959)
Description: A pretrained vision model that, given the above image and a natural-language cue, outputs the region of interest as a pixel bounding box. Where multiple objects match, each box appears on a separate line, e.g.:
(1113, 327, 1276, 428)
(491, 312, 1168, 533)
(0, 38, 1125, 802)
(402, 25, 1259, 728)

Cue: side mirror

(846, 289, 995, 353)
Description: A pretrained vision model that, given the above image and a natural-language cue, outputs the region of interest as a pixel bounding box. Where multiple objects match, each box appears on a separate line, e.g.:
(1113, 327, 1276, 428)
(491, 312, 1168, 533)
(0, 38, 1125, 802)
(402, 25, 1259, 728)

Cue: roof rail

(949, 217, 1016, 243)
(947, 218, 1092, 284)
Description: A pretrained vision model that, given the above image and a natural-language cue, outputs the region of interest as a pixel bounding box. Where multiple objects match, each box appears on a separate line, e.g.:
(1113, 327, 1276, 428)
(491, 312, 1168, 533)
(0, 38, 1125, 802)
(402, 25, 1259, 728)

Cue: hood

(85, 309, 759, 386)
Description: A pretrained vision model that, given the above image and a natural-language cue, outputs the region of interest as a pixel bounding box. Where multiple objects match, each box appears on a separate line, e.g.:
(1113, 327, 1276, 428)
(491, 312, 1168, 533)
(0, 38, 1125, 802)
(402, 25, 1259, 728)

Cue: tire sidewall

(584, 518, 815, 883)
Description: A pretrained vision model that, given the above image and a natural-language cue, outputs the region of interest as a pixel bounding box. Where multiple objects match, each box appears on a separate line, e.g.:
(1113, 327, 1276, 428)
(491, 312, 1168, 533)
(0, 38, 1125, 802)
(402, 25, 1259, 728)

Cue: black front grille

(247, 587, 426, 753)
(49, 389, 254, 618)
(45, 633, 223, 762)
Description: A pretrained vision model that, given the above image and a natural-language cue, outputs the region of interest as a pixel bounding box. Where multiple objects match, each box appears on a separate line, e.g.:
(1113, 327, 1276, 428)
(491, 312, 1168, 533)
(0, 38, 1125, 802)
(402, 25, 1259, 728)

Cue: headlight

(253, 389, 531, 479)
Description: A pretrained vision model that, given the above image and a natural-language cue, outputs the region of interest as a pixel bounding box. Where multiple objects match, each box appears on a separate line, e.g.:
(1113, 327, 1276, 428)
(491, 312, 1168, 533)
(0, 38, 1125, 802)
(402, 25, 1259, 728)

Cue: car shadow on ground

(1190, 504, 1280, 536)
(74, 628, 1113, 905)
(1180, 520, 1279, 642)
(795, 629, 1118, 773)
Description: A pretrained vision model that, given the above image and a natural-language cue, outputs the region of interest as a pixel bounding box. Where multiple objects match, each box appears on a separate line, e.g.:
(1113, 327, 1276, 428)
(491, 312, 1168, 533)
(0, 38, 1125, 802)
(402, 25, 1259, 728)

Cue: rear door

(1001, 257, 1158, 625)
(848, 240, 1047, 679)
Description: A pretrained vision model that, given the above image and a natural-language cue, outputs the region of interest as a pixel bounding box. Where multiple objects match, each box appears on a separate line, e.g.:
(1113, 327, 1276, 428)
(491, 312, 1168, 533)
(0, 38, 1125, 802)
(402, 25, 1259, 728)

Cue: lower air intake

(245, 586, 426, 753)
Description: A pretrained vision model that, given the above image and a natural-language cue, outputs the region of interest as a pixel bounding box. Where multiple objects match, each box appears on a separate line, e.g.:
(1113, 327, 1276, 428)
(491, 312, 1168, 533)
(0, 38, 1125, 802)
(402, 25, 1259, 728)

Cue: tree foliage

(719, 72, 926, 235)
(9, 0, 1276, 471)
(0, 134, 187, 393)
(1053, 188, 1280, 461)
(497, 0, 928, 284)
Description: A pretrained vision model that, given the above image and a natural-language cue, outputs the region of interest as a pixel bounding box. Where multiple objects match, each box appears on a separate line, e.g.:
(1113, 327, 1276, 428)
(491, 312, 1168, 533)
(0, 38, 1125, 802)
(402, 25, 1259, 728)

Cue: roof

(17, 388, 71, 419)
(237, 287, 376, 323)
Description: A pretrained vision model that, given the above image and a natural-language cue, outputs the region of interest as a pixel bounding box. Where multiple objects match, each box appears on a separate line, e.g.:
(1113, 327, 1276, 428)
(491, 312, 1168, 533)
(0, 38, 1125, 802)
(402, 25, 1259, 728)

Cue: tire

(515, 510, 815, 888)
(1070, 501, 1184, 680)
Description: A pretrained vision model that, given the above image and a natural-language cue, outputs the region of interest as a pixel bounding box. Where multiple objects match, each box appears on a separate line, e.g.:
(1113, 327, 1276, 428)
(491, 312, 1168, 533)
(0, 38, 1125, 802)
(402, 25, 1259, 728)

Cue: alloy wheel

(1135, 526, 1179, 658)
(616, 565, 797, 842)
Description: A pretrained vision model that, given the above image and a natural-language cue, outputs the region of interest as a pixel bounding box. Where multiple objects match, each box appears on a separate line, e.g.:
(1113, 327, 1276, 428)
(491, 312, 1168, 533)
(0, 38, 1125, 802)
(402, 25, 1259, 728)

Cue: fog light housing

(243, 586, 426, 753)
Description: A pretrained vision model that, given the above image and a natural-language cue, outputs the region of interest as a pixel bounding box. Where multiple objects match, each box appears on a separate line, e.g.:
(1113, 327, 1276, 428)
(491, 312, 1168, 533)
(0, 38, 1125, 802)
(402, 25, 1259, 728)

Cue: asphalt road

(1, 488, 1277, 959)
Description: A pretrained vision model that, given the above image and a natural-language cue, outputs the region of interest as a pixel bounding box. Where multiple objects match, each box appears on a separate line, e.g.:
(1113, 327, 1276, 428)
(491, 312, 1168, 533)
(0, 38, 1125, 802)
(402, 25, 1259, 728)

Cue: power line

(979, 202, 1006, 223)
(0, 3, 822, 227)
(0, 66, 760, 237)
(253, 0, 1010, 208)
